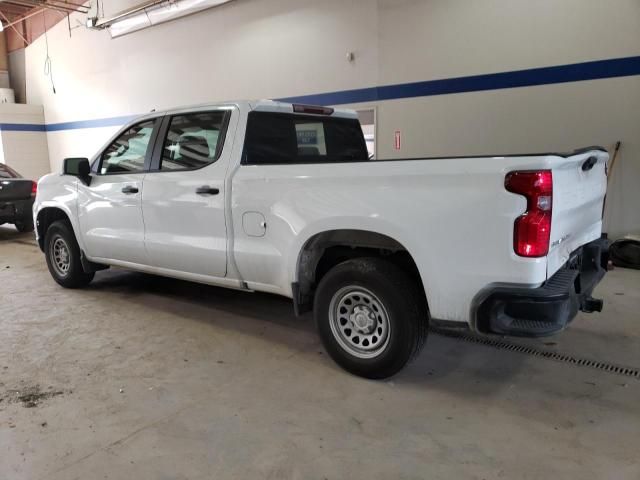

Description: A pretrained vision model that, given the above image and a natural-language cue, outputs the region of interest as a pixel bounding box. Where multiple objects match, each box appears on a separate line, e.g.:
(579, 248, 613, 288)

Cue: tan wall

(0, 103, 49, 180)
(8, 49, 26, 102)
(0, 31, 8, 71)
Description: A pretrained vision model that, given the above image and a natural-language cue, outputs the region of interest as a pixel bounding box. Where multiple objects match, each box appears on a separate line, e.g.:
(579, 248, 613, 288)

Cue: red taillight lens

(505, 170, 552, 257)
(31, 181, 37, 197)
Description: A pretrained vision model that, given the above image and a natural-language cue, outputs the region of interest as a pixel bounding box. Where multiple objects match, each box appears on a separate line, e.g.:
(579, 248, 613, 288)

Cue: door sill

(88, 256, 247, 290)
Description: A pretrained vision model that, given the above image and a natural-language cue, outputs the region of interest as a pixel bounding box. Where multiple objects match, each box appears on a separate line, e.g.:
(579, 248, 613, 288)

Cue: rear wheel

(314, 257, 428, 379)
(44, 220, 94, 288)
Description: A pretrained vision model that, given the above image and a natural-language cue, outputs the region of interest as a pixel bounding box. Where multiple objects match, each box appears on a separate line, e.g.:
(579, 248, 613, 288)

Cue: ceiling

(0, 1, 89, 50)
(0, 1, 88, 24)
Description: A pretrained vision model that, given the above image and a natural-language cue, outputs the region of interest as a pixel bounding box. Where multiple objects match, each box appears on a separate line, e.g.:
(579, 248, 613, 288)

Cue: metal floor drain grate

(431, 328, 640, 379)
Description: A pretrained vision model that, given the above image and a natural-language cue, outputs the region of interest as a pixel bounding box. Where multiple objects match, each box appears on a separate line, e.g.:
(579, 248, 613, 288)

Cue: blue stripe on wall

(0, 123, 46, 132)
(1, 56, 638, 132)
(44, 115, 139, 131)
(0, 115, 137, 132)
(277, 55, 640, 105)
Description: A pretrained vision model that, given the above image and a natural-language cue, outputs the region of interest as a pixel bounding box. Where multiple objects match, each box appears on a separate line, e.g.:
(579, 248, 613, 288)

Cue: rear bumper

(473, 237, 609, 337)
(0, 198, 34, 224)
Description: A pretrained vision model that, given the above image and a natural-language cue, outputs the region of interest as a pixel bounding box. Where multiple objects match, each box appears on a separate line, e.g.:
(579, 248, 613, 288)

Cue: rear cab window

(243, 111, 368, 165)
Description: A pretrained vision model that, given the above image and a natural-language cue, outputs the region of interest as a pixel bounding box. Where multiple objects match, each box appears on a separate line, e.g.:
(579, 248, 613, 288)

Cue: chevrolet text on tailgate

(33, 101, 609, 379)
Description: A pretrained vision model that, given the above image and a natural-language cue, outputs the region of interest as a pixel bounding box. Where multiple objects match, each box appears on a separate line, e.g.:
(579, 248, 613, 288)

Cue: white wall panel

(26, 0, 378, 121)
(378, 0, 640, 83)
(46, 126, 121, 173)
(1, 131, 50, 180)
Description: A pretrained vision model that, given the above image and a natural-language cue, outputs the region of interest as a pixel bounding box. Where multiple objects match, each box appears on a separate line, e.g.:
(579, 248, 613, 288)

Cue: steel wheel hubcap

(329, 286, 391, 359)
(51, 236, 71, 276)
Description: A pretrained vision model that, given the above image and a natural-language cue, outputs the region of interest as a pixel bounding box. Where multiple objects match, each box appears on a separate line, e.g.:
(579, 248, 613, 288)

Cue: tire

(314, 257, 428, 379)
(15, 217, 34, 233)
(44, 220, 94, 288)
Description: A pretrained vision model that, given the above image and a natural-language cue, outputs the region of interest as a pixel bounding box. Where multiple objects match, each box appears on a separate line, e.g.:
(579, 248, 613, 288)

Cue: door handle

(196, 186, 220, 195)
(121, 185, 139, 194)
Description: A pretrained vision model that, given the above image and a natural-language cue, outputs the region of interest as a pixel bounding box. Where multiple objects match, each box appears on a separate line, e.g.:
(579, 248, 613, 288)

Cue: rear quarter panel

(231, 155, 556, 323)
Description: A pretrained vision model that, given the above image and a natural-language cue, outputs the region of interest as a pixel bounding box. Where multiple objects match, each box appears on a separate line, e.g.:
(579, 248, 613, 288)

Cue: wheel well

(294, 230, 426, 314)
(36, 208, 71, 251)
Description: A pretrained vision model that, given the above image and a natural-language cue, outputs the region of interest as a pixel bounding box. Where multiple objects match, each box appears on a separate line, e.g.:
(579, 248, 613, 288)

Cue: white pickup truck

(34, 100, 609, 378)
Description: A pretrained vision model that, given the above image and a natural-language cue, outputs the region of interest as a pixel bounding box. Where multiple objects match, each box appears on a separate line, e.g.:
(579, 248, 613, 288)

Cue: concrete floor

(1, 225, 639, 480)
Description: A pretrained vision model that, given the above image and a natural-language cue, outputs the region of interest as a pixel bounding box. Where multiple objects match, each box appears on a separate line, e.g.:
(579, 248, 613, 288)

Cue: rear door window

(243, 112, 368, 165)
(159, 111, 228, 171)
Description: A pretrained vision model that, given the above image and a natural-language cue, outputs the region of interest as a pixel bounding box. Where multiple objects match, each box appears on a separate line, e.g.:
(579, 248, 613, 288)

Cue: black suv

(0, 164, 36, 232)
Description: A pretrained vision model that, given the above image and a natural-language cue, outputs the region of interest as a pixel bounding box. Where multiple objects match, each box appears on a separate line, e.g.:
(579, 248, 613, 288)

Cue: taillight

(505, 170, 552, 257)
(31, 181, 37, 197)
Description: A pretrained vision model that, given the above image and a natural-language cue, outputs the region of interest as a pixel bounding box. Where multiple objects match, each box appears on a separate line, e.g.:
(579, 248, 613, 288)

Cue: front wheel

(44, 220, 94, 288)
(314, 257, 428, 379)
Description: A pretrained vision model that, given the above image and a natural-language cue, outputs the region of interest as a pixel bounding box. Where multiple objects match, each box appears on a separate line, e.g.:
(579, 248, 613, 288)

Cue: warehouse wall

(23, 0, 640, 237)
(0, 104, 49, 180)
(8, 49, 26, 104)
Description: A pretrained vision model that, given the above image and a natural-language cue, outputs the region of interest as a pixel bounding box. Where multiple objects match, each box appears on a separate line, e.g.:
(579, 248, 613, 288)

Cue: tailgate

(0, 179, 33, 201)
(547, 148, 609, 277)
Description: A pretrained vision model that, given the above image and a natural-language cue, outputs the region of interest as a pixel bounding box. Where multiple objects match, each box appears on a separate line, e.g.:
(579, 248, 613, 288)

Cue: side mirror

(63, 157, 91, 186)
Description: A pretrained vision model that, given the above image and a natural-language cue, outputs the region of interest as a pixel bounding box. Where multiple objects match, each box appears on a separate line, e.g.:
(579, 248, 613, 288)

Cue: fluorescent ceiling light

(108, 12, 152, 37)
(106, 0, 234, 38)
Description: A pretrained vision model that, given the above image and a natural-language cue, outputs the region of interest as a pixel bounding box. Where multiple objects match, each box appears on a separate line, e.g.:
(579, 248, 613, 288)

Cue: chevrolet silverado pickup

(33, 100, 609, 378)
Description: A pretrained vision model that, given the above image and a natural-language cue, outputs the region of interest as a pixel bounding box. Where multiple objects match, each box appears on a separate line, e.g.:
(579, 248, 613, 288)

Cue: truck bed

(232, 147, 608, 323)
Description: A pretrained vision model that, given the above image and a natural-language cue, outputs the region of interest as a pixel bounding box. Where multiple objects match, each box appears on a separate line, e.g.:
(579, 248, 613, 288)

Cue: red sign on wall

(394, 130, 401, 150)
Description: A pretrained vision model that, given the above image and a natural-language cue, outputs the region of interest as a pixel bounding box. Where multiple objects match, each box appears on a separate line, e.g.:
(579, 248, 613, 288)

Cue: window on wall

(160, 111, 228, 171)
(243, 112, 368, 165)
(357, 109, 375, 160)
(100, 120, 156, 174)
(294, 122, 327, 156)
